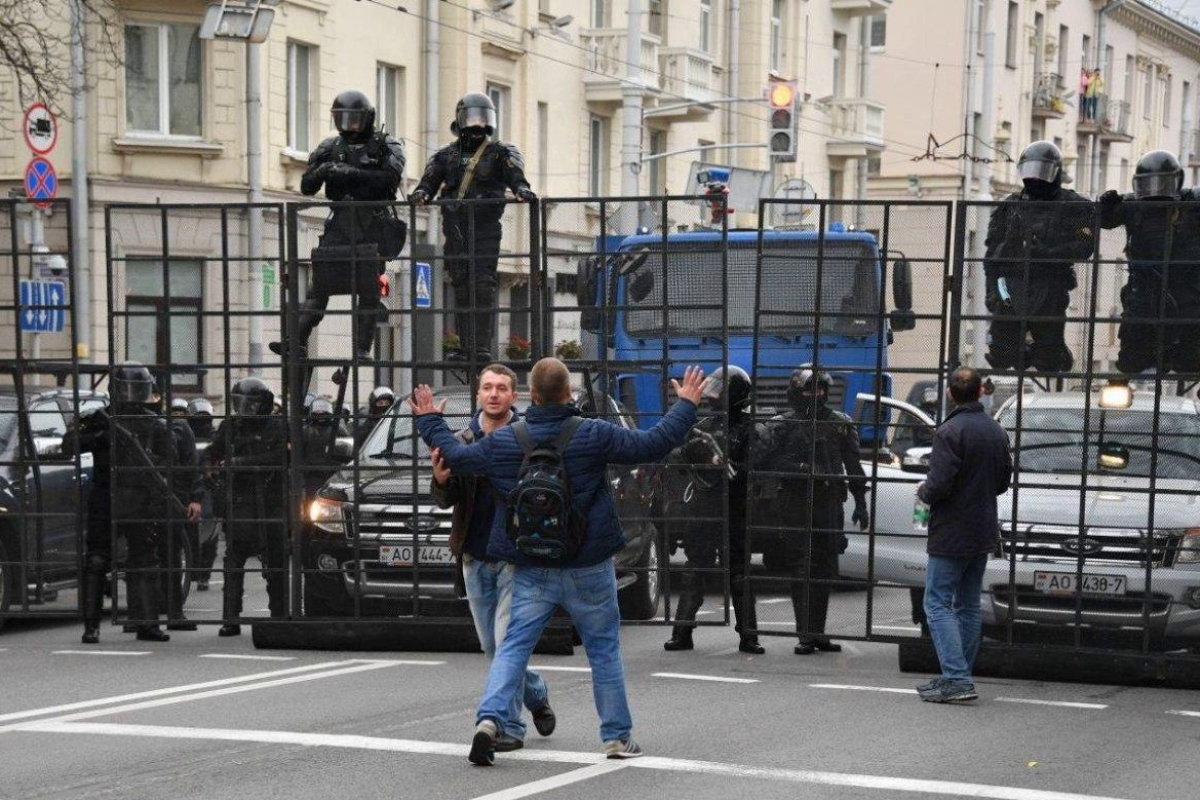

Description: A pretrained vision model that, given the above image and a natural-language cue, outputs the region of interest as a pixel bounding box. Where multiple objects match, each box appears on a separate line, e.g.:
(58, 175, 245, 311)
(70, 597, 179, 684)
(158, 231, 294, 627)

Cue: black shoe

(218, 624, 241, 637)
(469, 720, 498, 766)
(532, 701, 556, 737)
(136, 625, 170, 643)
(354, 349, 373, 362)
(475, 349, 495, 363)
(122, 624, 137, 633)
(813, 640, 842, 653)
(167, 621, 198, 632)
(739, 637, 766, 655)
(921, 681, 978, 704)
(494, 733, 524, 752)
(794, 642, 817, 655)
(268, 341, 285, 356)
(663, 630, 694, 651)
(196, 580, 209, 592)
(81, 622, 100, 645)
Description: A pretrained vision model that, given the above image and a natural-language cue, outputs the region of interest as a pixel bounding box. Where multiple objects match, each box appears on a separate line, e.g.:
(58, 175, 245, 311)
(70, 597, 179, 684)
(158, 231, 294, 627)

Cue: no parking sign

(24, 157, 58, 210)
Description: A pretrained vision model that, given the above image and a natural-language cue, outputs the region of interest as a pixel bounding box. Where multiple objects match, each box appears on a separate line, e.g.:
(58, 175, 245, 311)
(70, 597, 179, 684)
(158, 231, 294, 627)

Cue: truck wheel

(619, 532, 662, 621)
(0, 540, 10, 633)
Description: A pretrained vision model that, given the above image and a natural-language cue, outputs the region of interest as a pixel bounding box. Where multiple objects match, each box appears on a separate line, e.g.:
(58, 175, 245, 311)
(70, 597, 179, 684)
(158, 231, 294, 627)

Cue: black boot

(221, 568, 245, 636)
(129, 575, 169, 642)
(663, 627, 694, 651)
(665, 578, 704, 650)
(731, 579, 765, 655)
(81, 622, 101, 645)
(81, 570, 105, 645)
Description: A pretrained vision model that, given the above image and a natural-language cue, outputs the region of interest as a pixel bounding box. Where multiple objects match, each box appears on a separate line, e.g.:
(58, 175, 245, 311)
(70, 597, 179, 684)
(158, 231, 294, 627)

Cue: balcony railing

(1079, 95, 1132, 141)
(659, 47, 716, 104)
(580, 29, 661, 89)
(1031, 72, 1067, 117)
(826, 98, 886, 157)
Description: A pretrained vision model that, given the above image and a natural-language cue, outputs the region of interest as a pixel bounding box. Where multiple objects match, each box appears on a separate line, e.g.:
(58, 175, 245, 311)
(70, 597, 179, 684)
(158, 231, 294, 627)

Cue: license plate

(1034, 571, 1126, 596)
(378, 545, 454, 567)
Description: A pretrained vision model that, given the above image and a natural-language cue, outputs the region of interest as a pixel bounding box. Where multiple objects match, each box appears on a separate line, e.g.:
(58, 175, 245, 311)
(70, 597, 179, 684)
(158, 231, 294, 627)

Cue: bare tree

(0, 0, 121, 122)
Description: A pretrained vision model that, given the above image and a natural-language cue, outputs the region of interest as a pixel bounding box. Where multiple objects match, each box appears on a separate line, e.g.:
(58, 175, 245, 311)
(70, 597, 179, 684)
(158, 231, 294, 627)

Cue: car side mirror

(900, 446, 932, 474)
(890, 258, 916, 332)
(34, 437, 65, 460)
(627, 270, 654, 303)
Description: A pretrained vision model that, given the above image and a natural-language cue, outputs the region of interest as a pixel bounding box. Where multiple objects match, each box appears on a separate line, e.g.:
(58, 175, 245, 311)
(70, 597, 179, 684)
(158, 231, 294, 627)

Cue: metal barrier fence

(0, 194, 1197, 672)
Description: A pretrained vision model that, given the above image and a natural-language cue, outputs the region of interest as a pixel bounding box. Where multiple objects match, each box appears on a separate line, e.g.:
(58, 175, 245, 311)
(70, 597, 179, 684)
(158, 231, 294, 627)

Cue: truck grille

(999, 524, 1181, 568)
(345, 503, 453, 543)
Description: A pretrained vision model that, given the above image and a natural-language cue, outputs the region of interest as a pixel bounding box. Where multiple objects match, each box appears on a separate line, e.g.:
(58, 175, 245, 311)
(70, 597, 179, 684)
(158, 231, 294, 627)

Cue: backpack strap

(511, 420, 536, 457)
(552, 416, 584, 453)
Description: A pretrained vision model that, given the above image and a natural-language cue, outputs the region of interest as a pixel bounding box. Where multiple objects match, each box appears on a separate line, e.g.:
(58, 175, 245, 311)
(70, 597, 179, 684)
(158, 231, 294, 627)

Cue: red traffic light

(769, 82, 796, 109)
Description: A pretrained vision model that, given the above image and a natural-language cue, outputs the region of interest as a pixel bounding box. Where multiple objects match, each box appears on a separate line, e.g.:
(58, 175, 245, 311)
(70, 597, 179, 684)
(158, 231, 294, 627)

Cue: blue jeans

(477, 559, 631, 743)
(923, 553, 989, 684)
(463, 557, 548, 740)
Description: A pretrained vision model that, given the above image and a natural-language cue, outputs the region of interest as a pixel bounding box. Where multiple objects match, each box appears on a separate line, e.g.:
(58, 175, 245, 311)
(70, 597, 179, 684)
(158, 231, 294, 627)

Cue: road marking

(1166, 710, 1200, 718)
(653, 672, 759, 684)
(0, 660, 362, 728)
(469, 763, 628, 800)
(756, 598, 790, 605)
(871, 625, 921, 633)
(21, 721, 1135, 800)
(996, 698, 1108, 710)
(52, 650, 151, 657)
(529, 665, 592, 673)
(810, 683, 917, 695)
(199, 654, 296, 662)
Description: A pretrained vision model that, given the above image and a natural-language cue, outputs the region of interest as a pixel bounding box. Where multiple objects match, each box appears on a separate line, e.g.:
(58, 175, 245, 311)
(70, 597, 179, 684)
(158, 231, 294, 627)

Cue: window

(648, 130, 667, 194)
(537, 102, 549, 189)
(539, 0, 551, 13)
(287, 42, 312, 152)
(648, 0, 664, 37)
(1005, 2, 1018, 69)
(1057, 25, 1068, 79)
(590, 0, 606, 28)
(869, 14, 886, 49)
(833, 33, 846, 98)
(125, 259, 204, 392)
(771, 1, 784, 70)
(1081, 34, 1091, 69)
(1033, 13, 1044, 73)
(1124, 54, 1135, 103)
(1104, 44, 1113, 75)
(866, 157, 881, 176)
(1143, 66, 1153, 119)
(124, 23, 201, 137)
(1165, 74, 1174, 127)
(555, 273, 579, 296)
(589, 116, 608, 196)
(486, 83, 509, 141)
(376, 64, 403, 137)
(700, 0, 712, 54)
(975, 0, 985, 55)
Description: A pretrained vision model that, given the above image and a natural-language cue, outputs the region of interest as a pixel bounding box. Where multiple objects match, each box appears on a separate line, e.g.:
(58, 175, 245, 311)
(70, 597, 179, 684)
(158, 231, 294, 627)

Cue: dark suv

(300, 386, 664, 620)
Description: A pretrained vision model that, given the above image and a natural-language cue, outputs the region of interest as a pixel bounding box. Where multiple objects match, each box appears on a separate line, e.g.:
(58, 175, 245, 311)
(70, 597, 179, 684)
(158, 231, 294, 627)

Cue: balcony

(579, 29, 661, 105)
(651, 47, 717, 120)
(831, 0, 892, 17)
(1031, 72, 1067, 119)
(1078, 95, 1133, 143)
(825, 98, 886, 159)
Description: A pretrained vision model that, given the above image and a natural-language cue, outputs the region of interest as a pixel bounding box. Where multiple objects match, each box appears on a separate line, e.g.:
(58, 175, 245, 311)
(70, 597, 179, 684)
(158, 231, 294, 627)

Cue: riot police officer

(752, 366, 869, 655)
(663, 366, 765, 654)
(983, 141, 1095, 372)
(186, 397, 219, 592)
(300, 397, 351, 501)
(1100, 150, 1200, 373)
(157, 390, 203, 631)
(355, 385, 395, 447)
(269, 90, 406, 361)
(208, 377, 289, 636)
(411, 93, 536, 361)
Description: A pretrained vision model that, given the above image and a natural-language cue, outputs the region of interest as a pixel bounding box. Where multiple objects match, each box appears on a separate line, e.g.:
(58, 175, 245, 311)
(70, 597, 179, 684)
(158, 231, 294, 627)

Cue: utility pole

(619, 0, 644, 234)
(70, 0, 90, 361)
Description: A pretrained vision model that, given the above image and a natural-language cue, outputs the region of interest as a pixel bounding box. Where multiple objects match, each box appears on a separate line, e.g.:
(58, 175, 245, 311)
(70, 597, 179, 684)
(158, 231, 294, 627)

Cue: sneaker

(494, 733, 524, 753)
(469, 720, 498, 766)
(920, 681, 978, 704)
(916, 676, 948, 695)
(532, 700, 556, 737)
(603, 738, 643, 760)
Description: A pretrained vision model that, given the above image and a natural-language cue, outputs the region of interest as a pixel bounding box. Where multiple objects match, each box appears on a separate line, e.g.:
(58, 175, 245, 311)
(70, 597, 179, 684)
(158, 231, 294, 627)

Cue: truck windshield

(623, 240, 880, 338)
(1003, 408, 1200, 479)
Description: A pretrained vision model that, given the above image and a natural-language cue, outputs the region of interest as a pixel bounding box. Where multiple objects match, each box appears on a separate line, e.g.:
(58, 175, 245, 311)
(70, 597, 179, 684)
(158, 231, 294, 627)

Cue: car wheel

(0, 540, 10, 633)
(619, 529, 662, 621)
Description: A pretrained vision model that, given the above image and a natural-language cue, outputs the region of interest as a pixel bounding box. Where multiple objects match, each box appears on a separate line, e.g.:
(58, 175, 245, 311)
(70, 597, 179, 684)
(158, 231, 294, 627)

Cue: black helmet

(230, 377, 275, 418)
(787, 365, 832, 414)
(169, 397, 189, 417)
(701, 366, 752, 411)
(1133, 149, 1184, 199)
(369, 386, 395, 415)
(331, 89, 375, 140)
(451, 92, 497, 136)
(1017, 141, 1064, 196)
(187, 397, 214, 417)
(111, 361, 156, 406)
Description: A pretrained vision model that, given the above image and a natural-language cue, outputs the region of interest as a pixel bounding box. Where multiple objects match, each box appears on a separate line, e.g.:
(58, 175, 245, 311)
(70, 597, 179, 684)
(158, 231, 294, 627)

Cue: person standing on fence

(410, 359, 703, 765)
(1100, 150, 1200, 374)
(269, 89, 406, 362)
(982, 141, 1094, 373)
(208, 377, 290, 636)
(429, 363, 557, 754)
(916, 366, 1012, 704)
(663, 365, 764, 655)
(410, 92, 536, 363)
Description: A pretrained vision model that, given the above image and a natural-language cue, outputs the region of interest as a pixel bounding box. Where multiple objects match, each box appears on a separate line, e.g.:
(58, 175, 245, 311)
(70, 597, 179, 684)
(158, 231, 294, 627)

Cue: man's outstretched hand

(671, 366, 707, 407)
(407, 385, 447, 416)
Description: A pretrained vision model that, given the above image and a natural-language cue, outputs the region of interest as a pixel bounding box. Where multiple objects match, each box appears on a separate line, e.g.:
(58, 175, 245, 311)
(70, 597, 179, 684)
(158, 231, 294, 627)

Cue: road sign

(23, 103, 57, 155)
(19, 279, 66, 333)
(414, 262, 432, 309)
(25, 157, 58, 209)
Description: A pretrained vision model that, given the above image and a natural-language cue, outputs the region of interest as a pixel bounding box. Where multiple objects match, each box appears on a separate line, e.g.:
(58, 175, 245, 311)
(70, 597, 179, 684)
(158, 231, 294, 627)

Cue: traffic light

(767, 81, 798, 162)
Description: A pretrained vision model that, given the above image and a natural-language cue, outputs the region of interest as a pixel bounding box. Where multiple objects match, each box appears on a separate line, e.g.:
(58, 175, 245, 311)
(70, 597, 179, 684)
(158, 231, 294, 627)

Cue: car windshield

(360, 394, 481, 463)
(1001, 407, 1200, 479)
(623, 239, 880, 338)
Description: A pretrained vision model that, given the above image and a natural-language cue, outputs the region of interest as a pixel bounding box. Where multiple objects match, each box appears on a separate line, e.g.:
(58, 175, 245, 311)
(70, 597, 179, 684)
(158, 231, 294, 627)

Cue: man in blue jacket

(916, 366, 1013, 703)
(410, 358, 704, 765)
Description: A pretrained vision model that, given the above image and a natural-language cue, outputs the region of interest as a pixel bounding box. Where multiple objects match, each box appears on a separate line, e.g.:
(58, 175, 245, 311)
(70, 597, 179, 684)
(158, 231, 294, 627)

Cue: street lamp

(199, 0, 278, 44)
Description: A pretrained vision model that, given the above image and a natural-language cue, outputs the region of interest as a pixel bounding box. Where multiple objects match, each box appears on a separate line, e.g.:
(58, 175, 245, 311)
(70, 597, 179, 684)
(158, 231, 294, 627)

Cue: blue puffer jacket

(416, 399, 697, 568)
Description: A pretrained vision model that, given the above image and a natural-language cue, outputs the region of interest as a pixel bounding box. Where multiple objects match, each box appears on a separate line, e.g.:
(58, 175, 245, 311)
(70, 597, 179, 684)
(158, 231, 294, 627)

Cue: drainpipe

(726, 0, 740, 165)
(856, 14, 870, 225)
(619, 0, 644, 234)
(70, 0, 90, 362)
(246, 42, 264, 373)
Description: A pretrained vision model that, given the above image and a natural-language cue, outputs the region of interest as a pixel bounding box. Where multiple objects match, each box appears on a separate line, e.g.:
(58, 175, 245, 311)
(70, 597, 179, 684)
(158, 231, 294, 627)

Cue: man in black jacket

(916, 366, 1013, 704)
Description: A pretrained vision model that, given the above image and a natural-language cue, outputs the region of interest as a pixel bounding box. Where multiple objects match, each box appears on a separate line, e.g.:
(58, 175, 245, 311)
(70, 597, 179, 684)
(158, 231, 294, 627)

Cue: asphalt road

(3, 577, 1200, 800)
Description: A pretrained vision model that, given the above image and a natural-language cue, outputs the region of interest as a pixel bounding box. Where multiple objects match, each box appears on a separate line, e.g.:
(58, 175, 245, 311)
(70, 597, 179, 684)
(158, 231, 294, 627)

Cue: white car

(842, 390, 1200, 651)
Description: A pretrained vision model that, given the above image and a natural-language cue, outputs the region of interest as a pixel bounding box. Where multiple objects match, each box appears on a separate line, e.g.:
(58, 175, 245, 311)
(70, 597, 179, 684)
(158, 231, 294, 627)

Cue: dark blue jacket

(917, 402, 1013, 557)
(417, 399, 697, 568)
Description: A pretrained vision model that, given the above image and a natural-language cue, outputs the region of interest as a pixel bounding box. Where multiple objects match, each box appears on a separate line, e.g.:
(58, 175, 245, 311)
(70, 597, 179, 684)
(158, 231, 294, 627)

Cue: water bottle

(912, 496, 931, 531)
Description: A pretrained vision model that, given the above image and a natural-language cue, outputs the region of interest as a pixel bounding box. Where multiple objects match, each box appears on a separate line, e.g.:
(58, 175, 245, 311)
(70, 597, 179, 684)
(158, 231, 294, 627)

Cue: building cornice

(1117, 2, 1200, 62)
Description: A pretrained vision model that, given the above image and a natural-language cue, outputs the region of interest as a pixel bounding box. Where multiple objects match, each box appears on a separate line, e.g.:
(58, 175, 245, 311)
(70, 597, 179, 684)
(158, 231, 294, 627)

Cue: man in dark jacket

(411, 358, 703, 765)
(430, 364, 555, 752)
(916, 366, 1013, 704)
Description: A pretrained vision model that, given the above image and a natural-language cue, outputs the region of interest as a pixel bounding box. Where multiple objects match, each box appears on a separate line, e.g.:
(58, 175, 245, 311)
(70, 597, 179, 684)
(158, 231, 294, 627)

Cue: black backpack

(506, 417, 585, 561)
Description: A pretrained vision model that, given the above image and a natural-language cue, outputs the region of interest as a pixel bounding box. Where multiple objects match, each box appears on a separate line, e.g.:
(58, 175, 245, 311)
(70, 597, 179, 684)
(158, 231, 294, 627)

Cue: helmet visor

(231, 393, 267, 417)
(111, 378, 153, 405)
(456, 106, 496, 132)
(332, 108, 369, 134)
(1018, 158, 1059, 183)
(1133, 172, 1179, 199)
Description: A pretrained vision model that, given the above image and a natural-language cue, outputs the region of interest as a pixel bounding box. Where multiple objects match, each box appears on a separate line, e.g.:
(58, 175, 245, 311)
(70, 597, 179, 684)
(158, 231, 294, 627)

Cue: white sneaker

(469, 720, 498, 766)
(603, 738, 643, 759)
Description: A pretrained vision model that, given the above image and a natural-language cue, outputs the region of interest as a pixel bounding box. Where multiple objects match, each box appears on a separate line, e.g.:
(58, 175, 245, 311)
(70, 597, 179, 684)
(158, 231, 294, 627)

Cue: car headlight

(309, 497, 345, 534)
(1177, 528, 1200, 564)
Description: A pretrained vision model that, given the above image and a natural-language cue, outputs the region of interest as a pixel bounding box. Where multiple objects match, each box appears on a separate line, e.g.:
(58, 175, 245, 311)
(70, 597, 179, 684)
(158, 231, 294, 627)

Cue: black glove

(851, 502, 870, 531)
(328, 163, 357, 181)
(515, 186, 537, 202)
(409, 188, 430, 206)
(1100, 189, 1122, 210)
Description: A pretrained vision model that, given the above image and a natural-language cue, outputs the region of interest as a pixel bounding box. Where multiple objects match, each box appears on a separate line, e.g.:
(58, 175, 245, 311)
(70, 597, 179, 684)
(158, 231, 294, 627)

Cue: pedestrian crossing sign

(414, 262, 432, 309)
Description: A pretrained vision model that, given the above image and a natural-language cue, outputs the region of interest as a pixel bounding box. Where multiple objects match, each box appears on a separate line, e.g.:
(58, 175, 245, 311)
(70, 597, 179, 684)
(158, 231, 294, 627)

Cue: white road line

(528, 665, 592, 673)
(653, 672, 759, 684)
(198, 654, 297, 662)
(996, 698, 1108, 710)
(810, 683, 917, 695)
(1166, 709, 1200, 718)
(468, 763, 628, 800)
(52, 650, 151, 657)
(21, 721, 1135, 800)
(0, 660, 356, 727)
(756, 598, 790, 605)
(870, 625, 921, 633)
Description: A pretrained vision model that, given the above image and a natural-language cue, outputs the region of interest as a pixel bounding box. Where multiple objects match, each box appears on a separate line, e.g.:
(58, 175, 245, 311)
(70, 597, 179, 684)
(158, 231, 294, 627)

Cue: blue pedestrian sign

(414, 262, 432, 309)
(24, 157, 58, 209)
(20, 280, 66, 333)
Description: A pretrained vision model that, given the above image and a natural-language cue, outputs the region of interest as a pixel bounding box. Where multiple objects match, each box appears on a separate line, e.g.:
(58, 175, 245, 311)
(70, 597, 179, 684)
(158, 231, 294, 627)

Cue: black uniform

(295, 129, 405, 356)
(158, 416, 203, 624)
(414, 140, 532, 359)
(982, 187, 1095, 372)
(299, 413, 349, 500)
